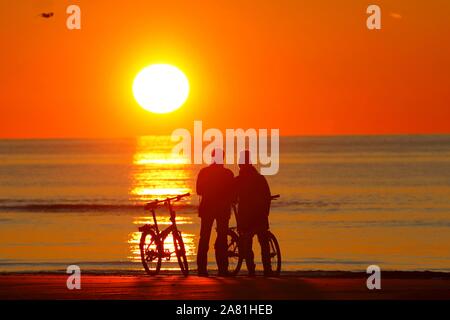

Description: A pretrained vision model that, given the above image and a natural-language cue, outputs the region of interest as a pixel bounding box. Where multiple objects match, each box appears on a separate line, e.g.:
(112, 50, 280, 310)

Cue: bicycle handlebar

(145, 193, 190, 209)
(145, 192, 276, 210)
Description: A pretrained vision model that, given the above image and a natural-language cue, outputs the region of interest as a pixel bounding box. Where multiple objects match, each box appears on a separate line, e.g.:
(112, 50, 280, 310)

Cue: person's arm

(261, 176, 271, 216)
(228, 170, 237, 204)
(232, 176, 242, 229)
(196, 169, 204, 196)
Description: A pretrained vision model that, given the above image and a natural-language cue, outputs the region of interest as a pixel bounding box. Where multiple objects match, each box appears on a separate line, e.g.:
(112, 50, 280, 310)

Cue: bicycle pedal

(164, 249, 171, 260)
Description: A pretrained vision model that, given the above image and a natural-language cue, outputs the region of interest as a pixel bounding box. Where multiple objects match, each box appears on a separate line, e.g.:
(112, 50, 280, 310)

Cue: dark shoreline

(1, 271, 449, 300)
(1, 270, 450, 278)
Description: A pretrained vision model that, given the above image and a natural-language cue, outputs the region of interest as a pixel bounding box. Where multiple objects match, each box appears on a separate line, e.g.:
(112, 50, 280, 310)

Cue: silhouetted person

(196, 149, 234, 276)
(234, 150, 272, 276)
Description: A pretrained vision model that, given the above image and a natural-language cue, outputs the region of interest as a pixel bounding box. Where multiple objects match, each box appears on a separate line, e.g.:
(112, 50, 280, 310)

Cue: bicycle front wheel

(267, 231, 281, 276)
(139, 229, 162, 276)
(173, 230, 189, 276)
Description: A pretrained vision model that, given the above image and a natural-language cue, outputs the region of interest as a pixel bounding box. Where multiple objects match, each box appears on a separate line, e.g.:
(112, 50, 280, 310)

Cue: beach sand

(1, 271, 449, 300)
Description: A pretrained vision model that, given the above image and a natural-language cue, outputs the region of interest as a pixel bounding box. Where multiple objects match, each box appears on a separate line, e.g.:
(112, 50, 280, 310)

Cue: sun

(132, 64, 189, 114)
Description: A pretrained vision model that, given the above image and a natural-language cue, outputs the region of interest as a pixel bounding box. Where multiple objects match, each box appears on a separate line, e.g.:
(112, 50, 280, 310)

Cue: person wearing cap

(196, 148, 234, 276)
(234, 150, 273, 276)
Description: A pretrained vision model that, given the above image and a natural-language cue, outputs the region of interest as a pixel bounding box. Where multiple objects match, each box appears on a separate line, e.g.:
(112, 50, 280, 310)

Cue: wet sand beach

(1, 271, 449, 300)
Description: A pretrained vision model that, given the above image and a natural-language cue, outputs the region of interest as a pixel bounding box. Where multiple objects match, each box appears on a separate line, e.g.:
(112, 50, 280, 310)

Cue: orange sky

(1, 0, 449, 138)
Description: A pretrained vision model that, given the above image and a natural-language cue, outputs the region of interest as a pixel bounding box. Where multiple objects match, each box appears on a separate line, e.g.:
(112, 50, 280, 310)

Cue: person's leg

(241, 231, 256, 276)
(257, 230, 272, 275)
(214, 216, 229, 275)
(197, 216, 214, 275)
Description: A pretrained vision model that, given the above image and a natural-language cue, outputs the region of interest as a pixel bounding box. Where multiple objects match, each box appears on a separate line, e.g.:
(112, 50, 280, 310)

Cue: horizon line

(0, 132, 449, 141)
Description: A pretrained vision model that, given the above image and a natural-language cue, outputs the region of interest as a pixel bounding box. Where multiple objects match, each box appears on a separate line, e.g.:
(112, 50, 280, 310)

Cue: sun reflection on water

(132, 215, 193, 226)
(129, 136, 193, 201)
(128, 136, 196, 268)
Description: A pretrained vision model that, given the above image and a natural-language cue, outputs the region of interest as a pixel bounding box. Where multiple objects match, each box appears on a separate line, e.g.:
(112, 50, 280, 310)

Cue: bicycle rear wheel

(267, 231, 281, 276)
(227, 229, 243, 276)
(173, 230, 189, 276)
(139, 229, 162, 276)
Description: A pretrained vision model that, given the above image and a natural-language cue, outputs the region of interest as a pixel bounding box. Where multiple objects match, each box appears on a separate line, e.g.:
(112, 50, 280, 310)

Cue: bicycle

(138, 193, 190, 276)
(227, 194, 282, 276)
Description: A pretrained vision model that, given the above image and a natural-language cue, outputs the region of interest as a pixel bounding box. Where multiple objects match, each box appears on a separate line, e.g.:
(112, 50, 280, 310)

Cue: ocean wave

(0, 203, 197, 213)
(0, 199, 351, 213)
(0, 260, 140, 267)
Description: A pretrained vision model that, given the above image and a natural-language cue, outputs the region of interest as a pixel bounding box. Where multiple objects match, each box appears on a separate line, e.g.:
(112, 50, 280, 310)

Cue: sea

(0, 135, 449, 273)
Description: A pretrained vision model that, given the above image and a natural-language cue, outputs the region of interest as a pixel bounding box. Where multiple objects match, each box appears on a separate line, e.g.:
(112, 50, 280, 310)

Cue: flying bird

(39, 12, 54, 18)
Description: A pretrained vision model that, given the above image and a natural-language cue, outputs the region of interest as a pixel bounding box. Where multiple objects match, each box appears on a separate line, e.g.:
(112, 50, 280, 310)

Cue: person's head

(238, 150, 253, 170)
(211, 148, 225, 165)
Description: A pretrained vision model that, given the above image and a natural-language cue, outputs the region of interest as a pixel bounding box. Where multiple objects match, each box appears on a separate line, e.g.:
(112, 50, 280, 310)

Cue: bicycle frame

(141, 193, 188, 258)
(227, 194, 281, 275)
(139, 193, 190, 276)
(148, 199, 178, 233)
